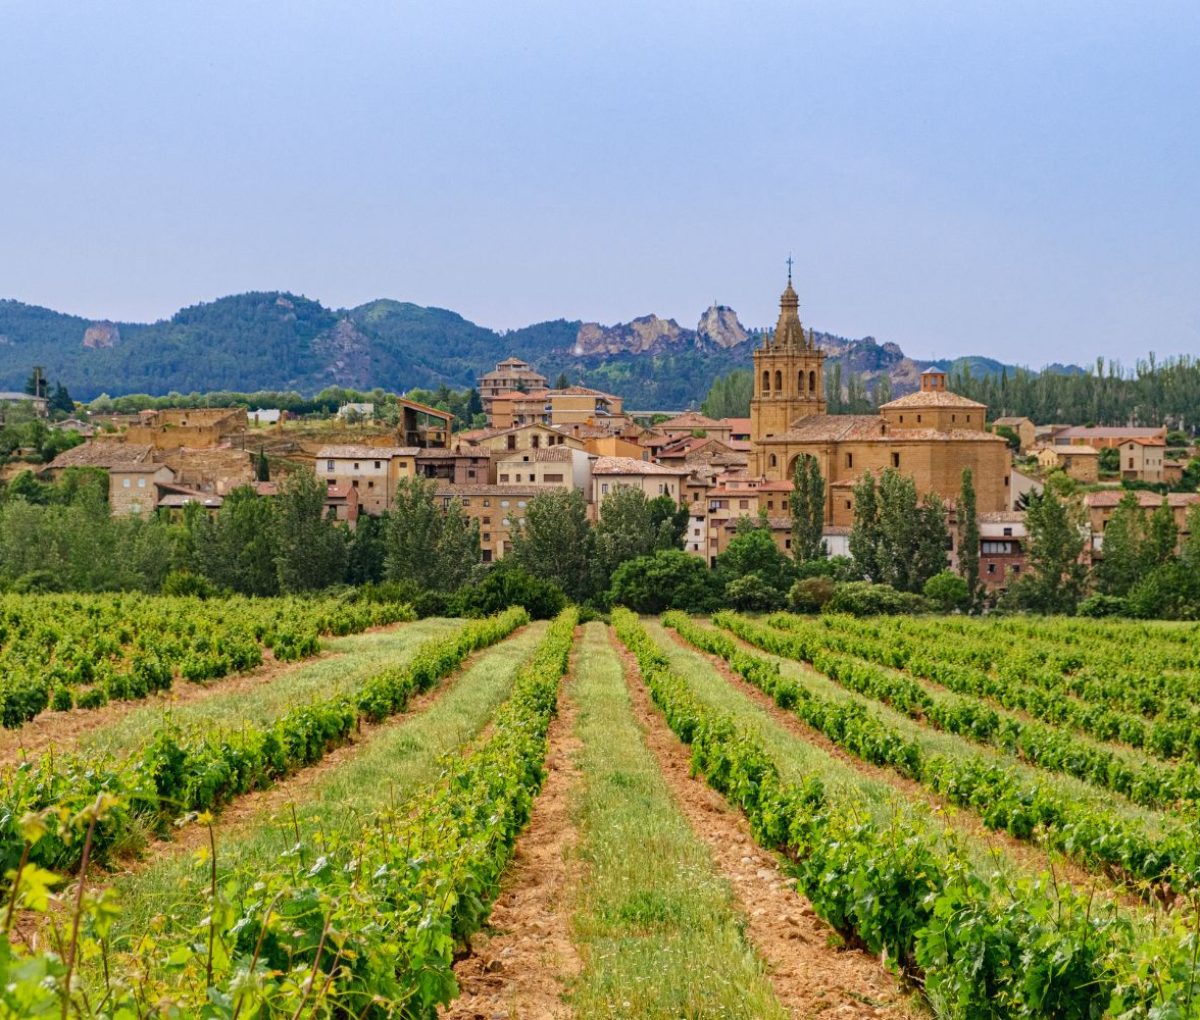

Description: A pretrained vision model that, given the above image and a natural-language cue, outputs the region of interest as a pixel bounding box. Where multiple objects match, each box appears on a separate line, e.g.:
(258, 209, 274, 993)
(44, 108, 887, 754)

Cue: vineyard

(3, 596, 1200, 1017)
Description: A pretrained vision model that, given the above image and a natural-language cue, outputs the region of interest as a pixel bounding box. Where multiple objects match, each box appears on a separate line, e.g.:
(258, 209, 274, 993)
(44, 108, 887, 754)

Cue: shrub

(161, 571, 217, 598)
(609, 550, 721, 614)
(823, 581, 928, 617)
(788, 575, 836, 613)
(457, 565, 567, 620)
(724, 573, 785, 612)
(923, 571, 970, 612)
(1077, 594, 1128, 618)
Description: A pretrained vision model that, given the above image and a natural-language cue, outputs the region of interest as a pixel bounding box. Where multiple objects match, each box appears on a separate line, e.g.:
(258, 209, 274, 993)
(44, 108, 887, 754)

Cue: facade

(993, 416, 1036, 452)
(1037, 445, 1100, 483)
(124, 407, 247, 449)
(1118, 437, 1166, 482)
(749, 278, 1010, 527)
(489, 386, 625, 430)
(657, 412, 732, 443)
(1056, 425, 1167, 450)
(976, 511, 1028, 589)
(461, 423, 582, 455)
(108, 465, 176, 516)
(397, 398, 453, 448)
(1083, 491, 1200, 555)
(0, 392, 49, 418)
(478, 358, 549, 415)
(435, 483, 541, 562)
(495, 446, 596, 491)
(590, 456, 689, 506)
(314, 445, 418, 515)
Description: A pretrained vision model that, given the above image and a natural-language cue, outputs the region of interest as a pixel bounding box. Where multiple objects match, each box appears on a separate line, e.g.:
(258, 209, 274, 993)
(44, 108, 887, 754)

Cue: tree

(924, 571, 970, 612)
(592, 487, 660, 593)
(789, 455, 826, 563)
(1094, 492, 1145, 597)
(49, 383, 73, 416)
(24, 367, 47, 400)
(648, 495, 688, 549)
(345, 513, 387, 585)
(1144, 498, 1179, 567)
(1012, 488, 1087, 613)
(957, 469, 980, 607)
(274, 471, 346, 592)
(194, 486, 281, 595)
(912, 492, 951, 587)
(385, 477, 479, 592)
(716, 517, 794, 595)
(554, 373, 570, 390)
(458, 562, 567, 620)
(609, 549, 720, 613)
(700, 369, 753, 419)
(509, 489, 593, 602)
(849, 473, 881, 581)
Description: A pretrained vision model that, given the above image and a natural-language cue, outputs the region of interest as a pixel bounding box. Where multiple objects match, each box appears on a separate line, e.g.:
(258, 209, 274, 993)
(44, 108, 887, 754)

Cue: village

(17, 275, 1198, 595)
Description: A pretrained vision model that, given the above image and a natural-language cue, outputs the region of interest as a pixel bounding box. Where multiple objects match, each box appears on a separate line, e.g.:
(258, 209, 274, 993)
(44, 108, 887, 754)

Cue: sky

(1, 0, 1197, 368)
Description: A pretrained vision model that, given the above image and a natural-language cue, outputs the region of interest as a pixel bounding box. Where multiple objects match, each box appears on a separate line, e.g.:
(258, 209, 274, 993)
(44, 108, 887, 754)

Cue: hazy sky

(1, 1, 1197, 366)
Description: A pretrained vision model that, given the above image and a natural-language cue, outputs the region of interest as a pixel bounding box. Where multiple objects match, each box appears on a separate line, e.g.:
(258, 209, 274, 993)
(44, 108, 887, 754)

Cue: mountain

(0, 292, 1064, 407)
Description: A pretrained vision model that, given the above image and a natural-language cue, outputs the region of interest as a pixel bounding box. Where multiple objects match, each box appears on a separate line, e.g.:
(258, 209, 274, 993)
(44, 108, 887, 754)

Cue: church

(750, 275, 1012, 527)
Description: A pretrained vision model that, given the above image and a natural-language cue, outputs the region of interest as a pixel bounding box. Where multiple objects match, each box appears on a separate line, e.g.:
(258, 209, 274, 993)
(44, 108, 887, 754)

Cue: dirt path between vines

(668, 624, 1130, 905)
(441, 629, 583, 1020)
(616, 629, 919, 1020)
(0, 617, 417, 769)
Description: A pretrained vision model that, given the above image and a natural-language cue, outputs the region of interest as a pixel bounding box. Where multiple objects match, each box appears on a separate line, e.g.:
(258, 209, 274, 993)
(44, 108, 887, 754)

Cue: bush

(795, 555, 858, 582)
(161, 571, 217, 598)
(13, 571, 64, 594)
(724, 573, 785, 612)
(609, 550, 721, 614)
(823, 581, 928, 617)
(1077, 594, 1129, 618)
(457, 565, 568, 620)
(788, 576, 836, 613)
(923, 571, 969, 613)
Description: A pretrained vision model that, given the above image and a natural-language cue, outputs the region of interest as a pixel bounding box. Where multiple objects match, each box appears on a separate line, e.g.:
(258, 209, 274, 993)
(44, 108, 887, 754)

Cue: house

(314, 446, 419, 515)
(397, 397, 453, 448)
(697, 476, 794, 564)
(992, 416, 1036, 452)
(722, 418, 752, 442)
(46, 440, 155, 478)
(975, 511, 1028, 589)
(323, 479, 361, 525)
(488, 386, 625, 430)
(414, 448, 493, 485)
(460, 423, 582, 455)
(48, 417, 95, 436)
(159, 448, 254, 495)
(477, 358, 549, 416)
(109, 464, 176, 516)
(1083, 491, 1200, 555)
(123, 407, 247, 450)
(657, 411, 732, 443)
(1037, 445, 1100, 483)
(1055, 425, 1168, 450)
(591, 456, 690, 506)
(1117, 437, 1166, 483)
(494, 446, 596, 492)
(435, 483, 542, 563)
(0, 392, 48, 418)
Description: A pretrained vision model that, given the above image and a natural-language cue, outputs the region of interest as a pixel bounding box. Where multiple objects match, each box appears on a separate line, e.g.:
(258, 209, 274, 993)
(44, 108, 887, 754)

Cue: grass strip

(570, 622, 787, 1020)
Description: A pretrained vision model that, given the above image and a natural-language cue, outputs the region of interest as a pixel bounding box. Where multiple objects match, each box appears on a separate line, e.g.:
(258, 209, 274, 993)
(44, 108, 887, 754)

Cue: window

(122, 478, 131, 488)
(515, 473, 522, 482)
(518, 500, 527, 508)
(374, 461, 381, 469)
(482, 549, 492, 563)
(809, 369, 816, 392)
(762, 370, 770, 392)
(460, 496, 469, 505)
(966, 414, 971, 423)
(367, 480, 375, 489)
(499, 474, 510, 482)
(483, 499, 491, 507)
(987, 563, 996, 574)
(846, 500, 852, 510)
(891, 452, 901, 467)
(544, 473, 564, 482)
(845, 452, 853, 468)
(774, 369, 783, 391)
(917, 414, 922, 424)
(354, 462, 360, 470)
(769, 453, 777, 468)
(951, 415, 956, 424)
(326, 460, 334, 471)
(500, 499, 511, 508)
(483, 516, 491, 525)
(1012, 564, 1021, 573)
(899, 415, 904, 423)
(785, 539, 792, 549)
(137, 478, 146, 488)
(502, 517, 511, 527)
(468, 469, 476, 479)
(601, 483, 609, 494)
(738, 499, 749, 510)
(351, 480, 359, 488)
(1002, 527, 1012, 537)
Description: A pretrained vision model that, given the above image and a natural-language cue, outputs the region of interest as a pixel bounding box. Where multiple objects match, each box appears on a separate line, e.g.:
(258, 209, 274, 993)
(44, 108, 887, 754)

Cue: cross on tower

(786, 254, 793, 282)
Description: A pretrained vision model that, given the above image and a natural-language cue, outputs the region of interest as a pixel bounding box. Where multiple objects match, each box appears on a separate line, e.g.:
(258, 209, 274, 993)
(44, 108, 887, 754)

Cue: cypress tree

(957, 468, 980, 606)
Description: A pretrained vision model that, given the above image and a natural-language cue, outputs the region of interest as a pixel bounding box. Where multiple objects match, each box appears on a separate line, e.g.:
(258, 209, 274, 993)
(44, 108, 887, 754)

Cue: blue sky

(1, 0, 1197, 367)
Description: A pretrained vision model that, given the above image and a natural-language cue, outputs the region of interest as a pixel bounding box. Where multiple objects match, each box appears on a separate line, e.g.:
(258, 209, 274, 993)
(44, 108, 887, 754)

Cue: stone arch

(809, 369, 817, 392)
(769, 453, 778, 468)
(774, 369, 783, 392)
(762, 369, 770, 393)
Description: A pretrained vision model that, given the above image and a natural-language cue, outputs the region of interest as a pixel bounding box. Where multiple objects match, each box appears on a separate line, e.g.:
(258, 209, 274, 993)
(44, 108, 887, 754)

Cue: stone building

(750, 277, 1011, 526)
(477, 358, 549, 415)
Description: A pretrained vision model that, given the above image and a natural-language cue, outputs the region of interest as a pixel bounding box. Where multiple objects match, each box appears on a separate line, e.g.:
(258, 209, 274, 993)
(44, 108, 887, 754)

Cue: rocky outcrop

(82, 322, 120, 349)
(573, 314, 691, 356)
(696, 304, 750, 349)
(312, 318, 374, 387)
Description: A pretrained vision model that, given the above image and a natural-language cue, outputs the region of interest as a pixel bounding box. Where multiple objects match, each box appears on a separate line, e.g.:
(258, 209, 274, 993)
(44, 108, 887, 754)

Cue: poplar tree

(385, 477, 479, 592)
(848, 473, 880, 581)
(789, 454, 826, 563)
(957, 468, 980, 606)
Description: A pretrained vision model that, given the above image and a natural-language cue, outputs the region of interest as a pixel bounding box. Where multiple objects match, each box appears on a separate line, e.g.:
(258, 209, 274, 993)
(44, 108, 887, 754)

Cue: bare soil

(616, 629, 920, 1020)
(440, 629, 584, 1020)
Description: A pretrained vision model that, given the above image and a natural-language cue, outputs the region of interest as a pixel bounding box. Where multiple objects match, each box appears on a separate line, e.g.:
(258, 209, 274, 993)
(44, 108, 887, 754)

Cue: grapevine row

(613, 609, 1196, 1018)
(0, 607, 528, 878)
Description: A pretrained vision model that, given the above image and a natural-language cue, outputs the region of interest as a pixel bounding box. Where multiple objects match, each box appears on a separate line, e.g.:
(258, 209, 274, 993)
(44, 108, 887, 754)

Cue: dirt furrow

(441, 630, 583, 1020)
(615, 629, 917, 1020)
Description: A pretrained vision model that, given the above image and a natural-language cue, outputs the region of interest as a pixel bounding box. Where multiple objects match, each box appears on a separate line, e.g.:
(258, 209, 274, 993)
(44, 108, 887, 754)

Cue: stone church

(751, 276, 1011, 527)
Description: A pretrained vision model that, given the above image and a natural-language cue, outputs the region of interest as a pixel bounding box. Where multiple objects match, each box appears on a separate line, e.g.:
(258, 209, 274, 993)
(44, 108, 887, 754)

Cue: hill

(0, 292, 1059, 406)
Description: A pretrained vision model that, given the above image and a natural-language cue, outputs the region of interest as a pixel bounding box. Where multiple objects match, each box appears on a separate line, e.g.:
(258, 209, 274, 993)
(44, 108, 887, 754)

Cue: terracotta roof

(1059, 426, 1166, 440)
(324, 480, 357, 499)
(397, 397, 454, 420)
(1056, 445, 1100, 455)
(993, 416, 1032, 426)
(659, 411, 723, 430)
(728, 440, 753, 452)
(592, 456, 690, 476)
(879, 390, 987, 410)
(316, 445, 416, 459)
(49, 441, 154, 469)
(1084, 491, 1200, 509)
(1121, 436, 1167, 447)
(721, 417, 752, 432)
(978, 511, 1026, 523)
(770, 415, 886, 442)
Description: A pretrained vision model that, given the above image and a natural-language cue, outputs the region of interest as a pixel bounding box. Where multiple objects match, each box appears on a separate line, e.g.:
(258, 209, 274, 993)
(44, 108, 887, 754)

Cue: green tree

(609, 549, 720, 613)
(274, 471, 347, 592)
(789, 454, 826, 563)
(957, 468, 980, 606)
(1144, 498, 1179, 567)
(509, 489, 593, 602)
(647, 495, 688, 549)
(1013, 488, 1087, 613)
(848, 472, 881, 581)
(385, 477, 479, 592)
(700, 369, 753, 419)
(1094, 492, 1145, 596)
(194, 486, 280, 595)
(716, 517, 794, 595)
(592, 487, 660, 593)
(554, 373, 570, 389)
(345, 513, 387, 585)
(924, 570, 969, 612)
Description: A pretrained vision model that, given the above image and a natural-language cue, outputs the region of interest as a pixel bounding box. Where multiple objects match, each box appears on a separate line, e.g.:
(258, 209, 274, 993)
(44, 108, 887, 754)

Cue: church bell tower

(750, 268, 826, 444)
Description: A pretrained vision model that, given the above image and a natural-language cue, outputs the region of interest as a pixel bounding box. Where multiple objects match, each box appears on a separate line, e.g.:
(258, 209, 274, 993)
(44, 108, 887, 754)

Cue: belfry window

(762, 370, 770, 392)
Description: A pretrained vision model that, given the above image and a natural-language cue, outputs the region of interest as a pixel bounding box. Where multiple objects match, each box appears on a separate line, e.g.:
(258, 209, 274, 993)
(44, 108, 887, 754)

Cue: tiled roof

(1058, 426, 1166, 441)
(771, 415, 887, 442)
(879, 390, 987, 410)
(659, 411, 722, 430)
(721, 417, 752, 432)
(1084, 491, 1200, 509)
(315, 445, 416, 459)
(978, 511, 1026, 523)
(592, 456, 690, 476)
(497, 446, 577, 462)
(993, 416, 1032, 426)
(49, 441, 154, 469)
